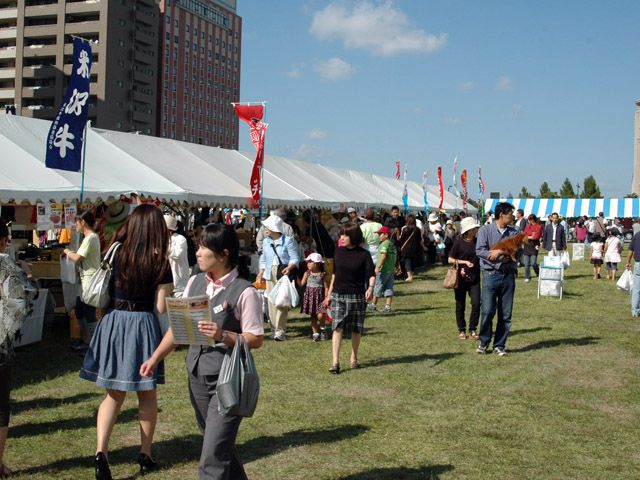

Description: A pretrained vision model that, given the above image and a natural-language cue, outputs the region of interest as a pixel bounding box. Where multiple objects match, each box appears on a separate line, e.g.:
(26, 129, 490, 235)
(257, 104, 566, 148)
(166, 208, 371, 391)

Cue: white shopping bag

(561, 251, 570, 268)
(572, 243, 585, 261)
(60, 256, 77, 284)
(616, 269, 633, 293)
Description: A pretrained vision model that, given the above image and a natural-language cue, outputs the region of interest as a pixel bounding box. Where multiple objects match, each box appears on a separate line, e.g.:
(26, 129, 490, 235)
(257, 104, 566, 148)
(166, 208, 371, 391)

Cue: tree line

(513, 175, 603, 199)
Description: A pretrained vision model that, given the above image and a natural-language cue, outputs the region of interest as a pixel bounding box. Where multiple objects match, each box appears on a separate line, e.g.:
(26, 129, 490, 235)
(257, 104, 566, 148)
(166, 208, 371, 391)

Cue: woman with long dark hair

(141, 224, 263, 479)
(324, 223, 375, 374)
(63, 210, 100, 350)
(80, 204, 173, 480)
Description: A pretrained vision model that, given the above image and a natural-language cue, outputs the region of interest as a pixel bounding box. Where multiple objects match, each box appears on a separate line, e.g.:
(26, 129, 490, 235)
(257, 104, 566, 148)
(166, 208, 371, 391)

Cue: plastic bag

(616, 269, 633, 293)
(268, 276, 298, 308)
(561, 251, 570, 268)
(216, 335, 260, 417)
(60, 256, 76, 284)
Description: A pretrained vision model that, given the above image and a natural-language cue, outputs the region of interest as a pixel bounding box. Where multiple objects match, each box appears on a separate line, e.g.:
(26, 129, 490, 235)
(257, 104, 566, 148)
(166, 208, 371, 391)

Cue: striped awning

(483, 198, 640, 219)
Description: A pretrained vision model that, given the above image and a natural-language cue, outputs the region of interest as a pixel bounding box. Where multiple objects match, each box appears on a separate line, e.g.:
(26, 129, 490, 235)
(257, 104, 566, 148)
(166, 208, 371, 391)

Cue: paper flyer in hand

(165, 295, 214, 345)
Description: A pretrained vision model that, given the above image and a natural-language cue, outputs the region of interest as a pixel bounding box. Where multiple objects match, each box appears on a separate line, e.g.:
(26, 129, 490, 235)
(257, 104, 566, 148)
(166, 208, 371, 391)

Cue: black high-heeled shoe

(137, 453, 159, 473)
(95, 452, 112, 480)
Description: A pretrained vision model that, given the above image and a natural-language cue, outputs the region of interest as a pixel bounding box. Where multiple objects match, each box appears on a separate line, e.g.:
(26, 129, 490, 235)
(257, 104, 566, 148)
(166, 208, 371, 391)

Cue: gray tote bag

(216, 335, 260, 417)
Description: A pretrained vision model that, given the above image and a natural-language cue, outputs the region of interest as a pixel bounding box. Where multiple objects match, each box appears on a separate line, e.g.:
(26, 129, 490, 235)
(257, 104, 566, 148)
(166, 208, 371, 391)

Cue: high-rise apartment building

(158, 0, 241, 148)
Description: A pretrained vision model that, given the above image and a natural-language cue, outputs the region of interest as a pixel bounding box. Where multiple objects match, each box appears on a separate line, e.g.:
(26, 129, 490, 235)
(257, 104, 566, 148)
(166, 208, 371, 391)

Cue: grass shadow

(508, 327, 552, 337)
(362, 352, 463, 369)
(239, 424, 369, 463)
(12, 434, 202, 477)
(10, 407, 138, 438)
(339, 464, 454, 479)
(12, 392, 101, 415)
(511, 336, 600, 353)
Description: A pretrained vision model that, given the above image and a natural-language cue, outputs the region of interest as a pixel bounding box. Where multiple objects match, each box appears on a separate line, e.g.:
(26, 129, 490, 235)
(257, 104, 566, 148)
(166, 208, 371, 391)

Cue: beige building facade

(0, 0, 159, 134)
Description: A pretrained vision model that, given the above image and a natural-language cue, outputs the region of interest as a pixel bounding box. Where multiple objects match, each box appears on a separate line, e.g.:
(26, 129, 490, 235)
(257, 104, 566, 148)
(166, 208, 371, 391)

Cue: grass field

(7, 247, 640, 479)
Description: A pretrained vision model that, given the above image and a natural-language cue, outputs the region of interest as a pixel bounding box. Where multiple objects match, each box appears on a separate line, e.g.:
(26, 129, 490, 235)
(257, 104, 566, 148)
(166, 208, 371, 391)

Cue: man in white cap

(255, 208, 294, 253)
(164, 214, 190, 298)
(347, 207, 361, 225)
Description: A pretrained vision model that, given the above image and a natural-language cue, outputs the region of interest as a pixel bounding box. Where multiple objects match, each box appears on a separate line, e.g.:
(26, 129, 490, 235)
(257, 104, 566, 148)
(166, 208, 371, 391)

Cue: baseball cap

(305, 252, 324, 263)
(376, 226, 391, 235)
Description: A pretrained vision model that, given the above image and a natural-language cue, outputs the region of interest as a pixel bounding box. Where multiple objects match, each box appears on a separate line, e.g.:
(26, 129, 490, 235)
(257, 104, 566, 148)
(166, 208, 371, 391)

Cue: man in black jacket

(541, 212, 566, 254)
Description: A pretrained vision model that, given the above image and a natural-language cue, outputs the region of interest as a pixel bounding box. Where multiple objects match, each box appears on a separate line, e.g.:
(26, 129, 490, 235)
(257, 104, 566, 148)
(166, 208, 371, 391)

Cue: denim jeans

(632, 263, 640, 317)
(522, 254, 539, 280)
(479, 271, 516, 349)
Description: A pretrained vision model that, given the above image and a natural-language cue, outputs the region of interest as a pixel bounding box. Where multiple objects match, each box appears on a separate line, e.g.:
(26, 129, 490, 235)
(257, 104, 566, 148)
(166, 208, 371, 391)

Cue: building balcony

(63, 42, 99, 55)
(0, 67, 14, 79)
(0, 26, 17, 39)
(65, 1, 101, 15)
(132, 109, 153, 124)
(0, 87, 14, 100)
(24, 4, 58, 17)
(24, 24, 59, 37)
(22, 64, 57, 78)
(135, 9, 155, 27)
(134, 48, 154, 66)
(23, 43, 58, 56)
(132, 89, 152, 104)
(20, 105, 56, 119)
(0, 46, 16, 58)
(133, 69, 153, 85)
(0, 7, 17, 20)
(64, 20, 99, 35)
(21, 85, 56, 99)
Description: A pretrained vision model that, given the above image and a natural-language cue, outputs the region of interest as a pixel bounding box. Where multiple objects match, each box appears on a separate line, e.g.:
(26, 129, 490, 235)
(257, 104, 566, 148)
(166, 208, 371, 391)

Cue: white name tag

(213, 304, 224, 314)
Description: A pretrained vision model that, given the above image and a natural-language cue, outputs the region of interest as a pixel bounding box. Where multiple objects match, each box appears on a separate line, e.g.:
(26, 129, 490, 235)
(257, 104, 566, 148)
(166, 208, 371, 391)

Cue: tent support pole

(79, 120, 90, 204)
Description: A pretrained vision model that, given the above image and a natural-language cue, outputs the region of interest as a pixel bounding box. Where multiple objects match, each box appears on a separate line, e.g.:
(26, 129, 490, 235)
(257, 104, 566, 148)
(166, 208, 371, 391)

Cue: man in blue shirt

(475, 202, 520, 356)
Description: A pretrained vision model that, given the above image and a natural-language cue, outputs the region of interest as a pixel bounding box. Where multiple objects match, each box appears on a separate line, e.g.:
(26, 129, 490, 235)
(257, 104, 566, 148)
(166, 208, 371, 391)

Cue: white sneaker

(524, 278, 530, 283)
(312, 333, 320, 342)
(381, 306, 393, 315)
(367, 303, 377, 312)
(273, 332, 286, 341)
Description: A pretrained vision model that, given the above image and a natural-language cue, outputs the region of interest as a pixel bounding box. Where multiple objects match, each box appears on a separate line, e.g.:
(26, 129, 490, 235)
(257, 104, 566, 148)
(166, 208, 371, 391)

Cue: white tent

(1, 115, 475, 213)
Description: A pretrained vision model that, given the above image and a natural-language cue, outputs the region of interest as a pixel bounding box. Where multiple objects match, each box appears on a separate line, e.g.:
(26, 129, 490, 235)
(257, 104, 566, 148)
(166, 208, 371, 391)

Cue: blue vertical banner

(401, 164, 409, 215)
(45, 38, 92, 172)
(422, 170, 429, 216)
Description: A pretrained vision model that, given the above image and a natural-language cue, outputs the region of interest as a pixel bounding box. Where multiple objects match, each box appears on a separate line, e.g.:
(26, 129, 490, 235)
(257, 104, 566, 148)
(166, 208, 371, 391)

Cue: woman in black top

(397, 214, 423, 282)
(323, 224, 375, 374)
(448, 217, 481, 340)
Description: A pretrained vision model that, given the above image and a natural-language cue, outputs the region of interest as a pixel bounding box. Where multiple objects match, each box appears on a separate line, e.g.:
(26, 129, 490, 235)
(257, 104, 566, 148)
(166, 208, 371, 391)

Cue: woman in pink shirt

(141, 224, 264, 479)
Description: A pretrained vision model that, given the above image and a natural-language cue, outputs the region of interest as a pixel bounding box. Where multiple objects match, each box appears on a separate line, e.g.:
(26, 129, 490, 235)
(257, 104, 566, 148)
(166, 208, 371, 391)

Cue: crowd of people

(1, 199, 639, 479)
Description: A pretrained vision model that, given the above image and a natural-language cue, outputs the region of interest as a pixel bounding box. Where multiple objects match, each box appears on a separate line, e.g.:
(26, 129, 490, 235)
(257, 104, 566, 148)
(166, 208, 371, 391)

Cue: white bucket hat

(460, 217, 480, 235)
(164, 214, 178, 231)
(305, 252, 324, 263)
(427, 213, 439, 222)
(262, 214, 284, 233)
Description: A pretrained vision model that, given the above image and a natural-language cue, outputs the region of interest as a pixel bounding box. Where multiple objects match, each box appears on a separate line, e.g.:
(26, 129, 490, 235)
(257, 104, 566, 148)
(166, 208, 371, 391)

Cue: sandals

(469, 331, 479, 340)
(350, 360, 361, 369)
(329, 364, 340, 374)
(458, 332, 467, 340)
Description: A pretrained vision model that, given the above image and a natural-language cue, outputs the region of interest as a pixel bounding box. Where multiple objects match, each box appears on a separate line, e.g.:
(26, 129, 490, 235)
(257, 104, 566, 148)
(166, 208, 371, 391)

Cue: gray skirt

(80, 309, 165, 391)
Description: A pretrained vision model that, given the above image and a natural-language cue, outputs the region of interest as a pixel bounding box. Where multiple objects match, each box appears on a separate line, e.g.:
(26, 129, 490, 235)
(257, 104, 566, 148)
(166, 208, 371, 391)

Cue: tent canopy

(484, 198, 640, 219)
(1, 115, 475, 213)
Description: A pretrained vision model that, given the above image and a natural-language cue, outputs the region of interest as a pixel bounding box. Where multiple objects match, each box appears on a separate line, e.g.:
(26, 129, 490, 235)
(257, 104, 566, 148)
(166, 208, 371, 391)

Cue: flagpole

(79, 120, 91, 204)
(259, 101, 266, 220)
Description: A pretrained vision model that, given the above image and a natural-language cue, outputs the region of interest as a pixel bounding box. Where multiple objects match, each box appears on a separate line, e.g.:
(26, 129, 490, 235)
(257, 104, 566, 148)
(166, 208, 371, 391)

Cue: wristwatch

(220, 330, 229, 342)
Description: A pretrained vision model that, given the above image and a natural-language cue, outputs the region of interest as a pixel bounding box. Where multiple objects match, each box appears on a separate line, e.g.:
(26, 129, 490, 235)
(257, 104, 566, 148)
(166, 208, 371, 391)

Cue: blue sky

(236, 0, 640, 198)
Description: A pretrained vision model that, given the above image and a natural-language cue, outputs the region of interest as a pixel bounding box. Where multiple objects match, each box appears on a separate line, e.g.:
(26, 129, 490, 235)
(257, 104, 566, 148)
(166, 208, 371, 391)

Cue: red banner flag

(395, 160, 401, 180)
(437, 166, 444, 210)
(460, 169, 468, 210)
(234, 104, 267, 205)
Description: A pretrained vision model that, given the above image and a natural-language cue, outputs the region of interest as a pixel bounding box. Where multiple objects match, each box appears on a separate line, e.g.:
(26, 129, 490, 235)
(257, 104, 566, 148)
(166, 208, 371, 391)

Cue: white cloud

(287, 65, 302, 79)
(310, 1, 447, 57)
(459, 81, 475, 90)
(308, 129, 327, 139)
(315, 57, 356, 80)
(496, 75, 512, 91)
(444, 116, 464, 125)
(290, 143, 327, 160)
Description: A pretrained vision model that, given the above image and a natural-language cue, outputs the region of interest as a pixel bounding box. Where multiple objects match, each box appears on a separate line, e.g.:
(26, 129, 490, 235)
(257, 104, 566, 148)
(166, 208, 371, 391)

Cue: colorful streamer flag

(452, 156, 460, 197)
(233, 104, 268, 205)
(422, 171, 429, 216)
(401, 165, 409, 214)
(460, 169, 468, 210)
(478, 166, 486, 217)
(45, 38, 92, 172)
(437, 166, 444, 210)
(395, 160, 401, 180)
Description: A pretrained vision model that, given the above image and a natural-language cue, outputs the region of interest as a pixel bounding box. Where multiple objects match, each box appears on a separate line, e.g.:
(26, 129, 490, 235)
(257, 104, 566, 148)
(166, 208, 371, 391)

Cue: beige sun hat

(460, 217, 481, 235)
(427, 212, 439, 222)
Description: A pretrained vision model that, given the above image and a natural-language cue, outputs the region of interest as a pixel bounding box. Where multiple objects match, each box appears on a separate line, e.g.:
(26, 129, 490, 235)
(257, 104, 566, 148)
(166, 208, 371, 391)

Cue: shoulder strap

(401, 230, 415, 251)
(102, 242, 121, 267)
(270, 242, 284, 264)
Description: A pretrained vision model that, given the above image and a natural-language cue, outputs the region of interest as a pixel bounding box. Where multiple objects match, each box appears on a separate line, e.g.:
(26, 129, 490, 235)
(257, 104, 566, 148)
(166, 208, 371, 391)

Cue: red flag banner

(234, 104, 268, 204)
(437, 166, 444, 210)
(460, 169, 468, 210)
(233, 104, 264, 125)
(395, 160, 401, 180)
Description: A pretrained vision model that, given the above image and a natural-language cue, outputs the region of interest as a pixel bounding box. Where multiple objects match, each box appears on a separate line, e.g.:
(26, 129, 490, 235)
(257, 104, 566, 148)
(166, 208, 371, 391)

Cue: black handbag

(271, 242, 296, 280)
